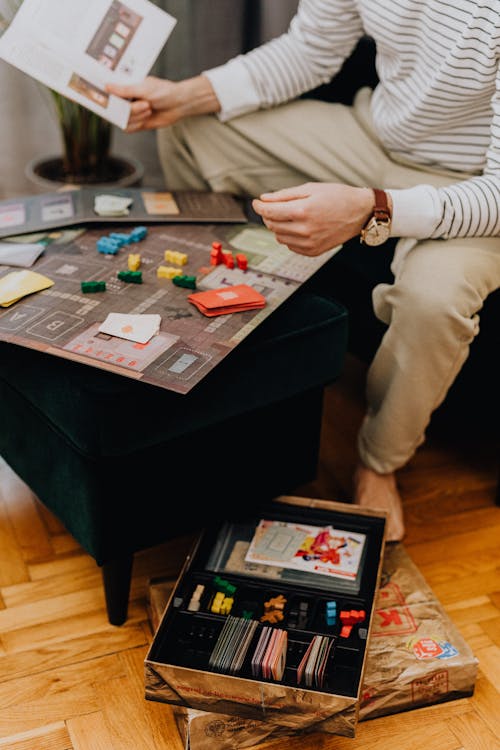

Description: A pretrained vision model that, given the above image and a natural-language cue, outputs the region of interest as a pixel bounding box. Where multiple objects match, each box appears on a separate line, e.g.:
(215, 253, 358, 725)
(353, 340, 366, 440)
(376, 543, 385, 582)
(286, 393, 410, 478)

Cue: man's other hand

(252, 183, 375, 255)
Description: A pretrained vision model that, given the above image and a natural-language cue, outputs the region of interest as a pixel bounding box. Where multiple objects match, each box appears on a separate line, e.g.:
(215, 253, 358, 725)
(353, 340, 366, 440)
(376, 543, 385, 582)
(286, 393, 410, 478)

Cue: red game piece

(210, 241, 224, 266)
(235, 253, 248, 270)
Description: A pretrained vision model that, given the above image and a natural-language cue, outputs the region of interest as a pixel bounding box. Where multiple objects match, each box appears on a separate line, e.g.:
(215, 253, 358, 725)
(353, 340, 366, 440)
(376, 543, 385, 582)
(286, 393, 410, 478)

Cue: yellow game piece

(164, 249, 188, 266)
(157, 265, 183, 279)
(219, 596, 234, 615)
(211, 591, 225, 614)
(128, 253, 141, 271)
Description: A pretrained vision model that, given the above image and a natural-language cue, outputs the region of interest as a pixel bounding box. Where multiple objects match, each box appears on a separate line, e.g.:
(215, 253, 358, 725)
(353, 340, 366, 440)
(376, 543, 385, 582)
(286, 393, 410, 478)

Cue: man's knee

(374, 261, 481, 344)
(390, 241, 488, 325)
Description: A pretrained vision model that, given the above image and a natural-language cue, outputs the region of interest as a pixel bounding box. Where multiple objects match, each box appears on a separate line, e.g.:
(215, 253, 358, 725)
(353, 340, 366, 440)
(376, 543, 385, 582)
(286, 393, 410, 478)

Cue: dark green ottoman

(0, 291, 348, 624)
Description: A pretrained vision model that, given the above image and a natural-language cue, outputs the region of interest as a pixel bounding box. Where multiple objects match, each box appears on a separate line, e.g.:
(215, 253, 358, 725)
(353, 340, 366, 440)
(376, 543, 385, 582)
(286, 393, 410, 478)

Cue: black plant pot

(25, 154, 144, 189)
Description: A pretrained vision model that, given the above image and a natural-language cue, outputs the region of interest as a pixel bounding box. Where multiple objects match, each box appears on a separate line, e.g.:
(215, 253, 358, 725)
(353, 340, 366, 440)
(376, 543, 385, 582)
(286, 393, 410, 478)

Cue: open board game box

(144, 495, 387, 739)
(148, 539, 478, 749)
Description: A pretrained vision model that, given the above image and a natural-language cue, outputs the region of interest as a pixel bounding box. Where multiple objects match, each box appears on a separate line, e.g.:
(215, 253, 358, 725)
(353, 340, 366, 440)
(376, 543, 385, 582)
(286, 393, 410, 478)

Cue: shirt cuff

(202, 58, 261, 122)
(387, 185, 442, 239)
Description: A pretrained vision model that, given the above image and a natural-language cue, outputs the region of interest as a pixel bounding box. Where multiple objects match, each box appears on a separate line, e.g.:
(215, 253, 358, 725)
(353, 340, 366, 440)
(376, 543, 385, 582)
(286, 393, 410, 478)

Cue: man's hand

(106, 75, 221, 132)
(252, 183, 376, 256)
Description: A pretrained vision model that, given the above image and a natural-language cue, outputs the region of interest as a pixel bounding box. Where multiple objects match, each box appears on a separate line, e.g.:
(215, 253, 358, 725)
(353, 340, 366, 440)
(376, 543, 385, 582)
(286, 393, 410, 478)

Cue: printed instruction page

(0, 0, 176, 128)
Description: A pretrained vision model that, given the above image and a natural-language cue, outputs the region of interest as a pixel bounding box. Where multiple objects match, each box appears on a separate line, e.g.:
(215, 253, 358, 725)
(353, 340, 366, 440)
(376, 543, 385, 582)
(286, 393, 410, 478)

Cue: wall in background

(155, 0, 298, 78)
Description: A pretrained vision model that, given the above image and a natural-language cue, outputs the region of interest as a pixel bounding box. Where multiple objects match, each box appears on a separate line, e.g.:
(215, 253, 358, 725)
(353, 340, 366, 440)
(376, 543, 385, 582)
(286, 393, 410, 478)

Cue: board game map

(0, 222, 340, 394)
(0, 188, 246, 239)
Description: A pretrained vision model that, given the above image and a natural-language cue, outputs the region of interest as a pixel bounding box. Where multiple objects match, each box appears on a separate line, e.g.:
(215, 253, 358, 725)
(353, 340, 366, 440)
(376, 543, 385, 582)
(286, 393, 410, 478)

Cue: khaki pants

(156, 88, 500, 473)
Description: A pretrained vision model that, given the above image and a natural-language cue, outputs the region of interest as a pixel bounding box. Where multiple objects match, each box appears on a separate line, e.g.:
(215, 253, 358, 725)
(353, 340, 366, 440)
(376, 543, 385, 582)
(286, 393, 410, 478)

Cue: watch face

(363, 220, 391, 246)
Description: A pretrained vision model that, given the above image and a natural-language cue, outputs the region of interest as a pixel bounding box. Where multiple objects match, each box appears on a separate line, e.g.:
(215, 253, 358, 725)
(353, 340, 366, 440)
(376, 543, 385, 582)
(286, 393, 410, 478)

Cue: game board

(0, 188, 246, 239)
(0, 221, 339, 394)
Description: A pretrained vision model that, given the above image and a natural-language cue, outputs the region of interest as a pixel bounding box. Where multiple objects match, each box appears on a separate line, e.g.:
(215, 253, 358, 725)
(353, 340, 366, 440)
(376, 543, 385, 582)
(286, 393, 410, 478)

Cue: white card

(98, 312, 161, 344)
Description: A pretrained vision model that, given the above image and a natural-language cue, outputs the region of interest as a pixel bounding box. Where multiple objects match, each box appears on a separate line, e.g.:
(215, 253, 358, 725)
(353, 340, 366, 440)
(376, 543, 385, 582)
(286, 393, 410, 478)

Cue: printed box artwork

(244, 519, 366, 581)
(148, 543, 478, 750)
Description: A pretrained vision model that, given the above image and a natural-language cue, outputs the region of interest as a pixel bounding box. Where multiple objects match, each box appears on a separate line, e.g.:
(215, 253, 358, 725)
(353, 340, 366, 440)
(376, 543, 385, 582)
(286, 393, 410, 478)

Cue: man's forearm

(172, 75, 221, 119)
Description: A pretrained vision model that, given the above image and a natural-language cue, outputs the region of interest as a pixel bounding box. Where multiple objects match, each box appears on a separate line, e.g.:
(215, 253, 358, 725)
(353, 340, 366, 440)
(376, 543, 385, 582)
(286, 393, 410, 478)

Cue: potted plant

(26, 91, 143, 188)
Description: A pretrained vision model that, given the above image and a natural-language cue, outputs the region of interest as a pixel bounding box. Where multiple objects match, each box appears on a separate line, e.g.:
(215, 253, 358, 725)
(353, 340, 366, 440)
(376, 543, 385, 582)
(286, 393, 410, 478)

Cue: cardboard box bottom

(148, 543, 478, 750)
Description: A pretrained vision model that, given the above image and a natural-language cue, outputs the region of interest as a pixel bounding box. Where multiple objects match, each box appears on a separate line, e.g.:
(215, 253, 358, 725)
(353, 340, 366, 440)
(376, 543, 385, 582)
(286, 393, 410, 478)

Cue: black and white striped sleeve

(203, 0, 363, 121)
(433, 77, 500, 238)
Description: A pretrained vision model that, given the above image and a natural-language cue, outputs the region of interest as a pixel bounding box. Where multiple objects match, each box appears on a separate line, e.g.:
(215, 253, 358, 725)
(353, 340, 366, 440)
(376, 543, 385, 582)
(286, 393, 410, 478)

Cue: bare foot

(353, 463, 405, 542)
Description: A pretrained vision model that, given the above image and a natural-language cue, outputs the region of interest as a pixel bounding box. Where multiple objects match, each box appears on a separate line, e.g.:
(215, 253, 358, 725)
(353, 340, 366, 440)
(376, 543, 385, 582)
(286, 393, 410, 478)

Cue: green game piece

(172, 274, 197, 290)
(213, 575, 236, 596)
(81, 280, 106, 293)
(117, 270, 142, 284)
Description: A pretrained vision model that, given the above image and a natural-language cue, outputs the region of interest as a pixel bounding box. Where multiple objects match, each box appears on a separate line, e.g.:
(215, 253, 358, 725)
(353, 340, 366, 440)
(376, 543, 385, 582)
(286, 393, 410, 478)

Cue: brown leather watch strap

(373, 188, 390, 220)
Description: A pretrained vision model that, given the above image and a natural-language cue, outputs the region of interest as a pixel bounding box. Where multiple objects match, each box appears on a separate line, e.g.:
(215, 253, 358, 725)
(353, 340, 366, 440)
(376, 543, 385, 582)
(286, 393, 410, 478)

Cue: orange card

(188, 283, 266, 317)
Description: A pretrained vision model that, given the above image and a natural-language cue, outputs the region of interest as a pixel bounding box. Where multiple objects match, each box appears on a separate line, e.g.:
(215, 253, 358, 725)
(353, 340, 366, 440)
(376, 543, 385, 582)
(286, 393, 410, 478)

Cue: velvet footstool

(0, 290, 348, 624)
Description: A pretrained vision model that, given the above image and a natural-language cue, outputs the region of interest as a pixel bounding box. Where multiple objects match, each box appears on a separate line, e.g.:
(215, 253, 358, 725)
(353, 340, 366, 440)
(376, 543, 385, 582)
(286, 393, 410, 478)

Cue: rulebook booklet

(0, 0, 176, 128)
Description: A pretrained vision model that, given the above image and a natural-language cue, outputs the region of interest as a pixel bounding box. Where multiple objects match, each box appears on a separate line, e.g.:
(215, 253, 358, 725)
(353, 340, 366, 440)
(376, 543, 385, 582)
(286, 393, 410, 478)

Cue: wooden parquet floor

(1, 354, 500, 750)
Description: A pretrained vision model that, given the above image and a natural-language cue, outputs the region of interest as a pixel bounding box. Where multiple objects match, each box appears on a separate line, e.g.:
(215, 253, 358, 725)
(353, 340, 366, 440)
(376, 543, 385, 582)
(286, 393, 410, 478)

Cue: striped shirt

(204, 0, 500, 240)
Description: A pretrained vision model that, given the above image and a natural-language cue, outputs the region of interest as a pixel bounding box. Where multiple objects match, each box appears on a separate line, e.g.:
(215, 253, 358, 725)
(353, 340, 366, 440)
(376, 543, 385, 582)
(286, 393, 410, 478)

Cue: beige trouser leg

(359, 236, 500, 472)
(156, 89, 500, 473)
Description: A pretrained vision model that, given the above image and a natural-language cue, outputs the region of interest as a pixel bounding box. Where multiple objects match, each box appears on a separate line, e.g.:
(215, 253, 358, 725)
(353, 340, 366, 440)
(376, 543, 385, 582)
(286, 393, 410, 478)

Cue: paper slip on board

(0, 241, 45, 268)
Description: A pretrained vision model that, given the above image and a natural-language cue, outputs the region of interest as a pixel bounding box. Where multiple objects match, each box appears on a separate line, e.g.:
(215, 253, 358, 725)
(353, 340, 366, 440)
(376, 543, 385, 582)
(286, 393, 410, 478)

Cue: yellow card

(0, 269, 54, 307)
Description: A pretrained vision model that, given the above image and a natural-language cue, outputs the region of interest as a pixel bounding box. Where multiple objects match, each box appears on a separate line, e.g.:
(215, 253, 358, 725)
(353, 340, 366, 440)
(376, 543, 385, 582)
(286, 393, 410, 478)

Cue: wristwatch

(360, 188, 391, 246)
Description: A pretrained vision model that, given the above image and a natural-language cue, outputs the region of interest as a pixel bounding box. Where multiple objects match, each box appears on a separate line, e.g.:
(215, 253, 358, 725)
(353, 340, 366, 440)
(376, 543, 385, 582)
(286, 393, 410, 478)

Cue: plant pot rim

(25, 153, 144, 190)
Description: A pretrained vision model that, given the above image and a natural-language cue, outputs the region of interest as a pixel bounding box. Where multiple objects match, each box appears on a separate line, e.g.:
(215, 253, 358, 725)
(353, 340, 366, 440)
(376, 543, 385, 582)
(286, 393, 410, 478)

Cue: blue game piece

(129, 226, 147, 242)
(109, 232, 132, 246)
(96, 237, 121, 255)
(326, 600, 337, 626)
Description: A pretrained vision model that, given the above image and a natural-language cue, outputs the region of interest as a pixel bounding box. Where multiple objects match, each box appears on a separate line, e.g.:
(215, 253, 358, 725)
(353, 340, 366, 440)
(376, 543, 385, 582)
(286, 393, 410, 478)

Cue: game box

(148, 542, 478, 750)
(144, 495, 387, 738)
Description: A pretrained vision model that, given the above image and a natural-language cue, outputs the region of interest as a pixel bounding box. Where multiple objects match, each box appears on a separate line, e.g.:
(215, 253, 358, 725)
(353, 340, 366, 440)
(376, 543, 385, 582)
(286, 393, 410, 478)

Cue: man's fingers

(130, 100, 151, 116)
(264, 218, 308, 237)
(253, 199, 300, 222)
(106, 83, 140, 99)
(259, 185, 310, 202)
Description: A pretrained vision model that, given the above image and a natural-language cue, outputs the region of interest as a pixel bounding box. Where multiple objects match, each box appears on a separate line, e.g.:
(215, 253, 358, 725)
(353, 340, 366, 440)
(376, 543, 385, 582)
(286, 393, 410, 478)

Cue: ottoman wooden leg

(101, 554, 134, 626)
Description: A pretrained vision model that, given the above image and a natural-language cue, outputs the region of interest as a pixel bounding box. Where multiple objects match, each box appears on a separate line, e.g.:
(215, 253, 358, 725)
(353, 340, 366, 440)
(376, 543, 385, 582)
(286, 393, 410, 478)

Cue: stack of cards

(208, 616, 259, 675)
(251, 626, 288, 681)
(188, 284, 266, 317)
(0, 269, 54, 307)
(297, 634, 335, 689)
